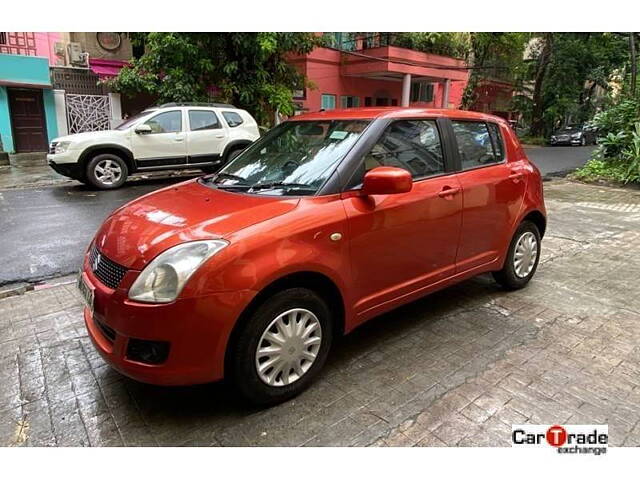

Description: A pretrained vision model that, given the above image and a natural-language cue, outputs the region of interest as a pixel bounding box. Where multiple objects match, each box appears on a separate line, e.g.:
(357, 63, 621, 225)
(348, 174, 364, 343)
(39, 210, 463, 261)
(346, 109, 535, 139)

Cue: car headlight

(54, 141, 72, 154)
(571, 133, 582, 139)
(128, 240, 229, 303)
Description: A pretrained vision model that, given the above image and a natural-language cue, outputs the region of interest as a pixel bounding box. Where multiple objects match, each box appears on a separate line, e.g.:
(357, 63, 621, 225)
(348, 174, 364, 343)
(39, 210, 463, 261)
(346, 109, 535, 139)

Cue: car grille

(49, 142, 57, 154)
(88, 244, 128, 289)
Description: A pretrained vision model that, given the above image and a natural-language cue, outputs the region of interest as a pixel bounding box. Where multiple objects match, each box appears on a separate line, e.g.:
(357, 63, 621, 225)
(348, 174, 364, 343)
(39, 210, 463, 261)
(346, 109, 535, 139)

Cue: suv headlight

(128, 240, 228, 303)
(54, 141, 72, 154)
(571, 132, 582, 139)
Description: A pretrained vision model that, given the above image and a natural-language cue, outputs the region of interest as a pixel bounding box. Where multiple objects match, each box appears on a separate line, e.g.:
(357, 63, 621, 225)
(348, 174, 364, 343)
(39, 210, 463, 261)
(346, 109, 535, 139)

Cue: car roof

(291, 107, 509, 125)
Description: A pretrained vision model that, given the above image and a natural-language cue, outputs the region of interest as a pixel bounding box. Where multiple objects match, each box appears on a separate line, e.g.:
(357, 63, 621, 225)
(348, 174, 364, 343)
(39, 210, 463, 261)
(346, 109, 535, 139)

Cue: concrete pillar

(441, 79, 451, 109)
(53, 89, 68, 137)
(401, 73, 411, 107)
(108, 93, 122, 129)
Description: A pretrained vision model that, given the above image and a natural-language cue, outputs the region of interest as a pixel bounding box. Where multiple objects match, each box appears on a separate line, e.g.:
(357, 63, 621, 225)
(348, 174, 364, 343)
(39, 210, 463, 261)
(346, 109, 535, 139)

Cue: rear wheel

(492, 221, 541, 290)
(229, 288, 333, 405)
(86, 153, 128, 189)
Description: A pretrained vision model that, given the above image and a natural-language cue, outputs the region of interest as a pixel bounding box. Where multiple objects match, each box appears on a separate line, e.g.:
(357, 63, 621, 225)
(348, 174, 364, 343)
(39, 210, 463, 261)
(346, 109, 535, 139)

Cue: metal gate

(66, 94, 112, 134)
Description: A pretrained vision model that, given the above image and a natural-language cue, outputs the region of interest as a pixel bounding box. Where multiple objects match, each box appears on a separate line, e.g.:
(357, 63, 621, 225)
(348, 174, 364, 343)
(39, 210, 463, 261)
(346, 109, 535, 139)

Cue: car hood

(53, 130, 125, 144)
(93, 179, 300, 270)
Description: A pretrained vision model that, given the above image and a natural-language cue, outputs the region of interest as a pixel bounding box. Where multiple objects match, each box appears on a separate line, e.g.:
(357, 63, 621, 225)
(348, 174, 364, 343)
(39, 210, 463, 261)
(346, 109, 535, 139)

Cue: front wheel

(86, 154, 128, 189)
(229, 288, 333, 406)
(492, 221, 541, 290)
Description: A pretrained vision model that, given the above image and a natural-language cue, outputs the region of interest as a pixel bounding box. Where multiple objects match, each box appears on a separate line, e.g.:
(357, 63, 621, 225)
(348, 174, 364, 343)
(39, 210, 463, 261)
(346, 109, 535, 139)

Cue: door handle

(509, 171, 524, 181)
(215, 134, 224, 138)
(174, 136, 185, 142)
(438, 186, 460, 198)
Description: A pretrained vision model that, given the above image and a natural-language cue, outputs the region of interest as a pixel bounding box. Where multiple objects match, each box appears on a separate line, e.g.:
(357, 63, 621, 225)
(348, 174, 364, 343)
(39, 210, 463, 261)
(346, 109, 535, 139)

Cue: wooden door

(8, 88, 48, 152)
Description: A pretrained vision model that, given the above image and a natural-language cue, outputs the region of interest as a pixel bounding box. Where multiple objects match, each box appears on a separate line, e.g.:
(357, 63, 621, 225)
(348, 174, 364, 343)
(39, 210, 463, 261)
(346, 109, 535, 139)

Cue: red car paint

(82, 107, 546, 386)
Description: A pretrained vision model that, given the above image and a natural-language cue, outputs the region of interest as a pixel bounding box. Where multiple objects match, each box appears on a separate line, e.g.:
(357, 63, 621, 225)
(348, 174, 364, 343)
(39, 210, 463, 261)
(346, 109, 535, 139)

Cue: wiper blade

(249, 182, 313, 192)
(207, 172, 248, 185)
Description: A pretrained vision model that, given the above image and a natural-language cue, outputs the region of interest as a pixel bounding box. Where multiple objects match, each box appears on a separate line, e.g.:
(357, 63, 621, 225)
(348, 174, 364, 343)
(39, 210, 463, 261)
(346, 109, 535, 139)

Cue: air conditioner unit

(68, 42, 88, 67)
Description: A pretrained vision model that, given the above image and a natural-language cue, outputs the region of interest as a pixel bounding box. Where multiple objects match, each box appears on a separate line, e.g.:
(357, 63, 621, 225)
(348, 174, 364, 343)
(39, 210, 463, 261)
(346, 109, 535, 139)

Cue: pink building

(288, 34, 470, 114)
(0, 32, 64, 65)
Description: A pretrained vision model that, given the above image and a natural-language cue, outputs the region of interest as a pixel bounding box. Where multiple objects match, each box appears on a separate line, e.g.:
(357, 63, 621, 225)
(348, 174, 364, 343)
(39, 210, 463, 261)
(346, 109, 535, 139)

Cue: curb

(0, 275, 77, 300)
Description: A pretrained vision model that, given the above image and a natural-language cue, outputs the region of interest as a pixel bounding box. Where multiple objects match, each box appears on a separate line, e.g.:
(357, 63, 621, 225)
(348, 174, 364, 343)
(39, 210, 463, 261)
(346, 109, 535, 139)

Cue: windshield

(203, 119, 370, 195)
(115, 110, 156, 131)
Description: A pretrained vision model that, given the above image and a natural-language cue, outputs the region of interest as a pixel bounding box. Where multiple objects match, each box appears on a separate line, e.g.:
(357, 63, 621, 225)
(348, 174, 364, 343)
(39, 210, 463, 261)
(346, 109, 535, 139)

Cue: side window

(451, 121, 499, 170)
(189, 110, 220, 131)
(351, 120, 445, 186)
(222, 111, 243, 127)
(144, 111, 182, 134)
(321, 94, 336, 110)
(487, 122, 505, 161)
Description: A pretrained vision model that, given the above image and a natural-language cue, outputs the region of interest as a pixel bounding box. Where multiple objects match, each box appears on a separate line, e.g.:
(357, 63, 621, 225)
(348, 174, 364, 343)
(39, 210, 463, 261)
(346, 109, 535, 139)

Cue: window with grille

(0, 33, 7, 45)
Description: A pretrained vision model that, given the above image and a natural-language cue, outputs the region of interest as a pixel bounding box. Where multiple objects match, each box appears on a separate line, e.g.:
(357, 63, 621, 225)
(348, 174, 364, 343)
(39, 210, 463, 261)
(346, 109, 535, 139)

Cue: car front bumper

(48, 151, 83, 179)
(81, 255, 257, 386)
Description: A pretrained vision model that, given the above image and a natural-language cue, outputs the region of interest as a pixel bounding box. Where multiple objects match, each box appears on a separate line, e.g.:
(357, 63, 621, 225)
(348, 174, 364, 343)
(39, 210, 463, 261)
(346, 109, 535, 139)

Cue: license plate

(77, 272, 95, 314)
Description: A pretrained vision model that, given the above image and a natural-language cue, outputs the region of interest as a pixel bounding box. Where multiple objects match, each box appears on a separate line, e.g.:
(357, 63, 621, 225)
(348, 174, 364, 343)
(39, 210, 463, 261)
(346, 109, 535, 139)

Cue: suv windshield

(115, 110, 156, 131)
(203, 119, 370, 195)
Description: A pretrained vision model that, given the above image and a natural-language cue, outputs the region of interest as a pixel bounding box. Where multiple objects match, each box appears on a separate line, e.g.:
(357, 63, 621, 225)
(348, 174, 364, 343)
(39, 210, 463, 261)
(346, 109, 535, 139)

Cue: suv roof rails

(157, 102, 236, 109)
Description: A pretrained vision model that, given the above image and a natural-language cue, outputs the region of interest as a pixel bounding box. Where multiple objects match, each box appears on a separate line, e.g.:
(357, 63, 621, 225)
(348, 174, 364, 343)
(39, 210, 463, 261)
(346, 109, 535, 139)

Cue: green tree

(108, 33, 322, 126)
(528, 33, 628, 136)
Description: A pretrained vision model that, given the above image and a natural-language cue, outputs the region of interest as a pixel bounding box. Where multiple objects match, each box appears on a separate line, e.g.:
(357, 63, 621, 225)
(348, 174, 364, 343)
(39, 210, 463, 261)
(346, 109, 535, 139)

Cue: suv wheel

(86, 153, 128, 189)
(493, 221, 541, 290)
(230, 288, 333, 405)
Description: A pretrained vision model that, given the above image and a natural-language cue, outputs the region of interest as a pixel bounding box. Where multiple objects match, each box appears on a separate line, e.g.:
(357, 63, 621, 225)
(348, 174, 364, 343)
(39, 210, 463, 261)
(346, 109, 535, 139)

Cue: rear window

(189, 110, 220, 131)
(452, 121, 503, 170)
(222, 111, 244, 127)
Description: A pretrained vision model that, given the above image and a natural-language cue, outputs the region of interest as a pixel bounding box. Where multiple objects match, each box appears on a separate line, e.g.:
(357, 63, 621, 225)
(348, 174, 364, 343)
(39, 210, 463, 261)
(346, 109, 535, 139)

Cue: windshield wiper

(212, 172, 249, 184)
(249, 182, 315, 193)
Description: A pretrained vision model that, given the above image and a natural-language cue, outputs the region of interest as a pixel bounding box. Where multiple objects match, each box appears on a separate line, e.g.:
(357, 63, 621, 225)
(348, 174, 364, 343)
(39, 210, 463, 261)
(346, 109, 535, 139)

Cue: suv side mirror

(362, 167, 412, 196)
(135, 124, 152, 135)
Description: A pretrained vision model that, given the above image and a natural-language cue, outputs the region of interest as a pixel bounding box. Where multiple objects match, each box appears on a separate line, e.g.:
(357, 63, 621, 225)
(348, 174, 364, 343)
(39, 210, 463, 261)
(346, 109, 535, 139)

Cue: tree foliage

(527, 33, 628, 136)
(108, 33, 322, 125)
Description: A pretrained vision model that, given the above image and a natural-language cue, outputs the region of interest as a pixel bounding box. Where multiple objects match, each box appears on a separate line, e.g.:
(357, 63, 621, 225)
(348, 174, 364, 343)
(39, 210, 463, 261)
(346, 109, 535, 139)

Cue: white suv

(47, 103, 260, 189)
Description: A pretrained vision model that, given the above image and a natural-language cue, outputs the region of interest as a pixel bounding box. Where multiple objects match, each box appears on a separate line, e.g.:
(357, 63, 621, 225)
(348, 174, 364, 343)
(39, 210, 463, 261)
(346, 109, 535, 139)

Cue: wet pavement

(1, 179, 639, 447)
(0, 174, 201, 286)
(0, 146, 594, 287)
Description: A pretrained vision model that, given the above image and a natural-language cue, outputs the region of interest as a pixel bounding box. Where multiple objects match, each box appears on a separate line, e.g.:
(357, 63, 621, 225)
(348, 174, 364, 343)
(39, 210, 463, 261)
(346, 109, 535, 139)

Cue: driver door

(341, 119, 463, 318)
(131, 110, 188, 167)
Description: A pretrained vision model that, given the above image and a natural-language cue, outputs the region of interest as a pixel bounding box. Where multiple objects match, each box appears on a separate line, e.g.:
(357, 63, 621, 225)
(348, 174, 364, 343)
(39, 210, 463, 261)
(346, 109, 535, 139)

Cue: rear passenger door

(450, 120, 527, 272)
(185, 109, 227, 165)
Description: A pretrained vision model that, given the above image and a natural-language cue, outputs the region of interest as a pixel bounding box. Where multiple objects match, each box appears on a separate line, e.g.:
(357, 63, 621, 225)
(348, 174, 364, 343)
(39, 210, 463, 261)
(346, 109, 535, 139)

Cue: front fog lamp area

(128, 240, 228, 303)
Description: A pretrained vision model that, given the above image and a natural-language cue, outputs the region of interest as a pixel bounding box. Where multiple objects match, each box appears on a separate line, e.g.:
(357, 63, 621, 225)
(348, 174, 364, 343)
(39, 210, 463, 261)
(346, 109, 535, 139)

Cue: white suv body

(47, 103, 260, 189)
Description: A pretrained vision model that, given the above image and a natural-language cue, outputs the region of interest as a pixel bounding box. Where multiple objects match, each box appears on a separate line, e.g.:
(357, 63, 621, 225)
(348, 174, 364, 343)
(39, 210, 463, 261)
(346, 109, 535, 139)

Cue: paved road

(0, 176, 198, 286)
(0, 146, 594, 286)
(525, 145, 594, 176)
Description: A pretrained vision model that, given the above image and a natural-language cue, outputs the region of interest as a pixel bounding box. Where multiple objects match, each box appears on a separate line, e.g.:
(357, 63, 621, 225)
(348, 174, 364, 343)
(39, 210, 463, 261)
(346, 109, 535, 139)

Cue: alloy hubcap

(95, 159, 122, 185)
(513, 231, 538, 278)
(255, 308, 322, 387)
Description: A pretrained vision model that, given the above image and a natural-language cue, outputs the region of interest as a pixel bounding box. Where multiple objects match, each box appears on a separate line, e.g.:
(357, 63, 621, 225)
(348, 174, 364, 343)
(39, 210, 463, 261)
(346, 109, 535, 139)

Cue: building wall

(69, 33, 133, 62)
(291, 47, 469, 113)
(0, 87, 12, 151)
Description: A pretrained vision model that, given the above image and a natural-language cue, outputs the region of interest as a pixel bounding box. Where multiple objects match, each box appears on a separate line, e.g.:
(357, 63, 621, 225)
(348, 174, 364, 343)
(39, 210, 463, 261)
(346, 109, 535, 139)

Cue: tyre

(86, 153, 128, 189)
(492, 221, 541, 290)
(225, 147, 244, 163)
(229, 288, 333, 406)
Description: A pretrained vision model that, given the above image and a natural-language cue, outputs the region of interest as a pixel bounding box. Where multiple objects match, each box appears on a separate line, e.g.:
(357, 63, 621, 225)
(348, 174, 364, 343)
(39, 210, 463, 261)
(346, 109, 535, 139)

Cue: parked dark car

(549, 124, 597, 146)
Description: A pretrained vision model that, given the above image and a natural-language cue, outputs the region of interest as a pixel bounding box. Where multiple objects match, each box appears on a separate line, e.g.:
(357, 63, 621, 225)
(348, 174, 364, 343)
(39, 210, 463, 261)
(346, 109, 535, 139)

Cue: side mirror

(362, 166, 412, 196)
(134, 124, 152, 135)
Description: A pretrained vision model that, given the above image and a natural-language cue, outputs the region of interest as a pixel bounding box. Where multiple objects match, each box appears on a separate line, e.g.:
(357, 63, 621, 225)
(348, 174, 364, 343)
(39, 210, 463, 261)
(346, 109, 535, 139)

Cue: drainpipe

(442, 79, 451, 109)
(401, 74, 411, 107)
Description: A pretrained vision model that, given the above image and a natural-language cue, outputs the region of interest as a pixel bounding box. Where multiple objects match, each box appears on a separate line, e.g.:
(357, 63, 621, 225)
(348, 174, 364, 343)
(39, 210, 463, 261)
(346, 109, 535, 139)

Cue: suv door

(186, 109, 227, 165)
(131, 110, 187, 167)
(450, 120, 527, 272)
(341, 119, 463, 317)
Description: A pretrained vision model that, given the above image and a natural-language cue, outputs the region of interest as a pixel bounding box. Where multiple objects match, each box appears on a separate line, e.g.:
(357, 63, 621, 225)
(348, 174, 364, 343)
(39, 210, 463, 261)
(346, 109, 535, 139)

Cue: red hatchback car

(79, 107, 546, 405)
